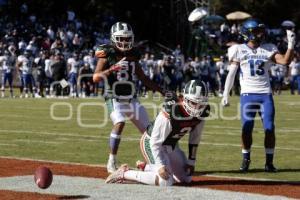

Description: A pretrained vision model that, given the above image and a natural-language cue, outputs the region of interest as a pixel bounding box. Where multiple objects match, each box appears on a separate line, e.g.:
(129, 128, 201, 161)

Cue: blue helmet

(241, 19, 266, 43)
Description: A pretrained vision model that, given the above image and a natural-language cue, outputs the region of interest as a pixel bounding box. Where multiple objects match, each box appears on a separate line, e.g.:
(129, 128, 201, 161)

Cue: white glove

(109, 57, 128, 72)
(287, 30, 296, 49)
(221, 96, 230, 107)
(116, 57, 128, 67)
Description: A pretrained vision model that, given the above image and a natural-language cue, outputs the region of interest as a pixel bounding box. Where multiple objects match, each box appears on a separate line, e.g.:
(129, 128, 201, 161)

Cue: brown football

(34, 166, 53, 189)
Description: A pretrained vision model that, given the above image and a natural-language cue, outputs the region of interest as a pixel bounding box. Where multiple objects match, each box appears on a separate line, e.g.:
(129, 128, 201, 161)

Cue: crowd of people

(0, 2, 300, 98)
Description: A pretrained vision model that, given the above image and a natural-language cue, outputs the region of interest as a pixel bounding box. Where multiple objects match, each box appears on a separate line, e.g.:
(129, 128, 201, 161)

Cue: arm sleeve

(187, 121, 205, 165)
(227, 44, 239, 62)
(223, 63, 239, 97)
(189, 121, 205, 145)
(150, 111, 172, 167)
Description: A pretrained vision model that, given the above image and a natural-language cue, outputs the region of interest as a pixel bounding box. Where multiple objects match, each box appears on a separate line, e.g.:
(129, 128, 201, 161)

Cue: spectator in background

(51, 51, 67, 96)
(207, 56, 218, 96)
(273, 63, 286, 95)
(0, 50, 15, 98)
(289, 56, 300, 95)
(34, 50, 49, 97)
(200, 55, 209, 84)
(16, 49, 39, 98)
(190, 56, 201, 81)
(67, 52, 81, 97)
(183, 57, 195, 84)
(216, 55, 228, 97)
(162, 55, 176, 92)
(79, 62, 94, 97)
(174, 57, 184, 93)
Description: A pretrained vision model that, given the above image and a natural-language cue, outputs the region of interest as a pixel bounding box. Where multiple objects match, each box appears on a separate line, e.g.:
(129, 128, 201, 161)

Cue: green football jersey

(95, 44, 141, 98)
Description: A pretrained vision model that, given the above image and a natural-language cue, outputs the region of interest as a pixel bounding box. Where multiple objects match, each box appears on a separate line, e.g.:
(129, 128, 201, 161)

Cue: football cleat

(136, 160, 146, 171)
(105, 164, 129, 184)
(107, 158, 117, 173)
(265, 163, 277, 172)
(239, 159, 251, 172)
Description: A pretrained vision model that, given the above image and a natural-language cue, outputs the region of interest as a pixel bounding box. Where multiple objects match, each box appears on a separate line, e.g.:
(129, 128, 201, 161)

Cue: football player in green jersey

(93, 22, 164, 173)
(105, 80, 210, 186)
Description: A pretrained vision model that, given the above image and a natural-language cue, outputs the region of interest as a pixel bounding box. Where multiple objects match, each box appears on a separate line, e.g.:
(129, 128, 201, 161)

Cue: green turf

(0, 92, 299, 181)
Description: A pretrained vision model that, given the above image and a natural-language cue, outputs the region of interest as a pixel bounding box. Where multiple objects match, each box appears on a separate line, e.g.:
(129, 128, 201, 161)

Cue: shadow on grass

(188, 179, 300, 186)
(188, 168, 300, 186)
(195, 168, 300, 175)
(57, 195, 90, 199)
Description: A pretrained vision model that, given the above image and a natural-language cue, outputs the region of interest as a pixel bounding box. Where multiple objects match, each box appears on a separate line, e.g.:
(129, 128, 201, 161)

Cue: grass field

(0, 93, 299, 181)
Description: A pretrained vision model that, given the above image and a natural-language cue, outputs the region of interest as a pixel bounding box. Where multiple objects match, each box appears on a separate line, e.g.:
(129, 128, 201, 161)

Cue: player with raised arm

(93, 22, 164, 173)
(221, 19, 295, 172)
(105, 80, 210, 186)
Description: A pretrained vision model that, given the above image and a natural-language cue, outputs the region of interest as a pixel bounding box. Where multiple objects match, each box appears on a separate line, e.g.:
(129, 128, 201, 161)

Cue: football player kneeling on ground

(105, 80, 210, 186)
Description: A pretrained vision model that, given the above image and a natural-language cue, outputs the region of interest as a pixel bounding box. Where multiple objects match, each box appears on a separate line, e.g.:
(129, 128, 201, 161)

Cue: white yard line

(0, 143, 18, 146)
(1, 129, 300, 151)
(13, 139, 63, 145)
(0, 155, 105, 167)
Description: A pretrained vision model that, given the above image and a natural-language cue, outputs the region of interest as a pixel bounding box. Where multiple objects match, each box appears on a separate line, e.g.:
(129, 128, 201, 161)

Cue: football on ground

(34, 166, 53, 189)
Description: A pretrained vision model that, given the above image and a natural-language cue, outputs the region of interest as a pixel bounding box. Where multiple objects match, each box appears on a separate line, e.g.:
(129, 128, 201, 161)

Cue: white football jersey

(17, 55, 33, 75)
(229, 43, 278, 94)
(67, 58, 80, 74)
(83, 55, 96, 71)
(0, 56, 13, 73)
(290, 61, 300, 76)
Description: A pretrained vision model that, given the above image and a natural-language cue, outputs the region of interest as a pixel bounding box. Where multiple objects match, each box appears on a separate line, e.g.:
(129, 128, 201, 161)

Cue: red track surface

(0, 158, 299, 199)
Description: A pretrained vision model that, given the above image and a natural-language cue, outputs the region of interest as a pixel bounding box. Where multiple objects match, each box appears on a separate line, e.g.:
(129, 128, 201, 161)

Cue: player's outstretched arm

(273, 30, 295, 65)
(221, 62, 239, 106)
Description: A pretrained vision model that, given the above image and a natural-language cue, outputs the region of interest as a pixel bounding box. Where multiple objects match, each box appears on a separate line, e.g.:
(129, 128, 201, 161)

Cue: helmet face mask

(111, 22, 134, 51)
(183, 80, 208, 117)
(241, 19, 266, 44)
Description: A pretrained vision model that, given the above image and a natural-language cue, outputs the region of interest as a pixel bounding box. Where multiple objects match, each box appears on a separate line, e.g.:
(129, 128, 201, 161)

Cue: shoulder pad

(227, 44, 239, 62)
(95, 44, 114, 58)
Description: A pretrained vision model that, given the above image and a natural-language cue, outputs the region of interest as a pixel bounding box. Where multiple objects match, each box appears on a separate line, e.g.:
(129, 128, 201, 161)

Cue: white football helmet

(183, 80, 208, 117)
(110, 22, 134, 51)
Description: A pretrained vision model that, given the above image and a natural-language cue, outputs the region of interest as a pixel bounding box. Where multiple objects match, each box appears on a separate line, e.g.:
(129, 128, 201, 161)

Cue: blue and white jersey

(290, 61, 300, 76)
(17, 55, 33, 75)
(0, 55, 14, 73)
(229, 43, 278, 94)
(67, 57, 81, 74)
(83, 55, 96, 71)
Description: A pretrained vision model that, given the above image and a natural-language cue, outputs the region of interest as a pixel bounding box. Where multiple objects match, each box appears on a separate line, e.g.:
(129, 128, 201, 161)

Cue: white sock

(124, 170, 156, 185)
(109, 154, 116, 161)
(242, 149, 251, 153)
